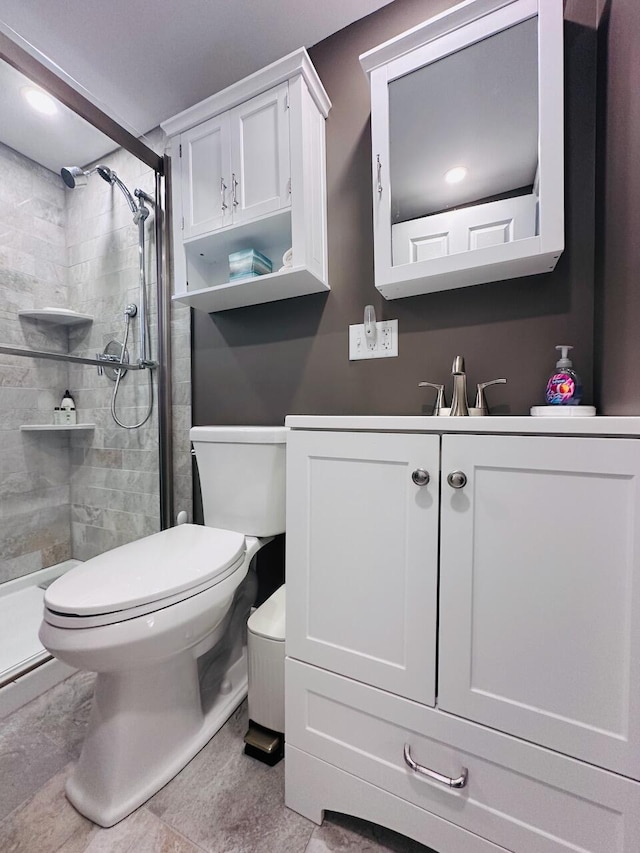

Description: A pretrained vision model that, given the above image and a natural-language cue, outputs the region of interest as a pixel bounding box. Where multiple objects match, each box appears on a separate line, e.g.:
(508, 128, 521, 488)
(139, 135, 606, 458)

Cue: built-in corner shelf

(20, 424, 95, 432)
(173, 266, 329, 313)
(18, 308, 93, 326)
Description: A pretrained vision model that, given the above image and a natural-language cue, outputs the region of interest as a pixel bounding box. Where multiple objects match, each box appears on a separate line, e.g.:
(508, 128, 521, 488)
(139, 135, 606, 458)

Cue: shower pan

(0, 46, 177, 716)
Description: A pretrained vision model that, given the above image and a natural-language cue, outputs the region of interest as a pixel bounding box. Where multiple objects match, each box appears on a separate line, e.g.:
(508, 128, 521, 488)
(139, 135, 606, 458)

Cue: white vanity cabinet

(162, 49, 330, 313)
(286, 430, 440, 706)
(285, 417, 640, 853)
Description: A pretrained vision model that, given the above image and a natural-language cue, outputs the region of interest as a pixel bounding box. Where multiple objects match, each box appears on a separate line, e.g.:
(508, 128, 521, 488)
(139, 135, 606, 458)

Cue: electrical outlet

(349, 319, 398, 360)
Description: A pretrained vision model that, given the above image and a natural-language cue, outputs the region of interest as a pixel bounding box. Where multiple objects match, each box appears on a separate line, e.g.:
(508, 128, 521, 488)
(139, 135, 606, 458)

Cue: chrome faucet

(450, 355, 469, 417)
(418, 356, 506, 416)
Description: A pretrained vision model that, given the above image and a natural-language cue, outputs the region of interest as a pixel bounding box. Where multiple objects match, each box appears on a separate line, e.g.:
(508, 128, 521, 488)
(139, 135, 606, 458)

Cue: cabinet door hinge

(285, 90, 290, 110)
(179, 143, 182, 157)
(287, 178, 291, 195)
(181, 216, 184, 230)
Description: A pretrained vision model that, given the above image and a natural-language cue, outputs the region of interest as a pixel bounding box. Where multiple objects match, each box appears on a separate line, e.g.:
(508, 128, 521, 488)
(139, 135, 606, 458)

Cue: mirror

(361, 0, 564, 298)
(389, 18, 538, 263)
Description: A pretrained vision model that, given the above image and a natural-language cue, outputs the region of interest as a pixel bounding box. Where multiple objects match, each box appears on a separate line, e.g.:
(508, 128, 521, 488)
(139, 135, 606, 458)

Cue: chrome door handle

(403, 744, 468, 789)
(447, 471, 467, 489)
(411, 468, 430, 486)
(220, 177, 228, 211)
(232, 173, 239, 207)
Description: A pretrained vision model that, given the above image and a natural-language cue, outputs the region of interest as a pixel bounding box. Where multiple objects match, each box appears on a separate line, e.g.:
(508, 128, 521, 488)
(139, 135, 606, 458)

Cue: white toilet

(39, 425, 287, 827)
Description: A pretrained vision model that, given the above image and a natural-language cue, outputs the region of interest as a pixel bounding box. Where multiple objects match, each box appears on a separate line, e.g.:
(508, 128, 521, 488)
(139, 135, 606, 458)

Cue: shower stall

(0, 34, 191, 715)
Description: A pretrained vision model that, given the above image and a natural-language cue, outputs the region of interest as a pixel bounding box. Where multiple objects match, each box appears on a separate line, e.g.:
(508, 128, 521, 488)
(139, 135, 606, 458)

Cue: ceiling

(0, 0, 394, 175)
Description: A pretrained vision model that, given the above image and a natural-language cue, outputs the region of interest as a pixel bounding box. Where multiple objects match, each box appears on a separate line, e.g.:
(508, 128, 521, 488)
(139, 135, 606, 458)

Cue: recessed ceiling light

(22, 87, 58, 116)
(444, 166, 467, 185)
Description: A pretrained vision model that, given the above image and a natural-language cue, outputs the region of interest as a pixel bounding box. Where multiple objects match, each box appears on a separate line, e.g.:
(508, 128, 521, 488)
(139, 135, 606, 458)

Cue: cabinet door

(180, 113, 231, 239)
(439, 434, 640, 779)
(286, 430, 440, 706)
(229, 82, 290, 224)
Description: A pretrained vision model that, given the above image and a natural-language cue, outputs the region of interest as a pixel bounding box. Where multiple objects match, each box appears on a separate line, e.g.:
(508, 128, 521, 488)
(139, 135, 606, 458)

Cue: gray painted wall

(595, 0, 640, 413)
(191, 0, 598, 430)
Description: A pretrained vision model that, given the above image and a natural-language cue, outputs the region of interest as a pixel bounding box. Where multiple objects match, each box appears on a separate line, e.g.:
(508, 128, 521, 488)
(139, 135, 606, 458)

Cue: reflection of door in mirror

(389, 18, 538, 265)
(361, 0, 564, 299)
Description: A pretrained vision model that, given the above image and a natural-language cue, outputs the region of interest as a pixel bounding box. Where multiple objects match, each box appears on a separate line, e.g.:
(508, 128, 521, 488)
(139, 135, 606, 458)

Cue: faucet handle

(418, 382, 446, 415)
(474, 378, 507, 416)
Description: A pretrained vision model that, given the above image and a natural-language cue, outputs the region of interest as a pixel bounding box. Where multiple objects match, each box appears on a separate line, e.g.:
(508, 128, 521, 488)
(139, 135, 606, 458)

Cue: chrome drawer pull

(403, 744, 468, 789)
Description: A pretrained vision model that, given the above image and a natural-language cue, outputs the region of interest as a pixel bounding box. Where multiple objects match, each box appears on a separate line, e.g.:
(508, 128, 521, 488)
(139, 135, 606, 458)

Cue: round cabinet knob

(411, 468, 430, 486)
(447, 471, 467, 489)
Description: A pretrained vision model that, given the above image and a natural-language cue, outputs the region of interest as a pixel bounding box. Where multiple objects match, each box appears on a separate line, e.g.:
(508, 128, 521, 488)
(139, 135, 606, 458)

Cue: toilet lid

(44, 524, 245, 617)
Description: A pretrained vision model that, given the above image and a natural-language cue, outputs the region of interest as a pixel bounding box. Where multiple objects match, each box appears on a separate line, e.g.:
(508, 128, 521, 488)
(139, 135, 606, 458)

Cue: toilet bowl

(39, 426, 287, 827)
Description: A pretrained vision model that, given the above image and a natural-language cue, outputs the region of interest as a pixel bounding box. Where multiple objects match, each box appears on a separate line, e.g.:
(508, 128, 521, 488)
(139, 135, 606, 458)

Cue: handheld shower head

(61, 166, 89, 189)
(96, 164, 138, 214)
(96, 164, 114, 183)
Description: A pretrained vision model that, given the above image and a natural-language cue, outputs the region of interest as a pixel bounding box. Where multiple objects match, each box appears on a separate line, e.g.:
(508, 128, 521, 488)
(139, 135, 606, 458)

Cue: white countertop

(284, 415, 640, 437)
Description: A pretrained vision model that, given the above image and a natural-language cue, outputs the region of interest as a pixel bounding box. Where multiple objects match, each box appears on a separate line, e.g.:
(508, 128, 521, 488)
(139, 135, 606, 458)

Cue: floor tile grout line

(0, 761, 85, 848)
(144, 807, 211, 853)
(0, 756, 70, 832)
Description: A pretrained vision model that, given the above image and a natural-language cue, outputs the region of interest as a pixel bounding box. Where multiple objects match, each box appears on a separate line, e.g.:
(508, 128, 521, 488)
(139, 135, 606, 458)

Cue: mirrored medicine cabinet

(360, 0, 564, 299)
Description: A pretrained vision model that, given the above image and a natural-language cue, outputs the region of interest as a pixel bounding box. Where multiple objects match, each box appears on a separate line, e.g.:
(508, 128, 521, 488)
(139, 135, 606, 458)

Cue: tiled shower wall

(65, 145, 162, 560)
(0, 141, 71, 582)
(0, 134, 191, 577)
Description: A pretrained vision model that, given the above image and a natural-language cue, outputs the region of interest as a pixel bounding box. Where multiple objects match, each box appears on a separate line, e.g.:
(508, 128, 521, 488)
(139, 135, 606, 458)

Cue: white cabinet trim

(161, 48, 330, 137)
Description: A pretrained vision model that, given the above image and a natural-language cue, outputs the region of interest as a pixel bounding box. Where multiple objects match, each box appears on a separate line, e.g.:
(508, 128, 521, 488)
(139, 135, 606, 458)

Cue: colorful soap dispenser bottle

(545, 346, 583, 406)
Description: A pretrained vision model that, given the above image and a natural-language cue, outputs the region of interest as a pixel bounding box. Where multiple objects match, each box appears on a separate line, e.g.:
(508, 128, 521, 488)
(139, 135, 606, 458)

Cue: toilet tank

(189, 426, 287, 537)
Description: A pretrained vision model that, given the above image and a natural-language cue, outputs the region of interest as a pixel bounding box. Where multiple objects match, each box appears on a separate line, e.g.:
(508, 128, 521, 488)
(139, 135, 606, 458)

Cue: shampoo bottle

(545, 346, 582, 406)
(60, 389, 77, 424)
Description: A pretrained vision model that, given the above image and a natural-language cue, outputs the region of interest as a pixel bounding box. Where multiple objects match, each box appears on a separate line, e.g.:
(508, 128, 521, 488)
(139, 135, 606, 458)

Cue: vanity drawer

(286, 659, 640, 853)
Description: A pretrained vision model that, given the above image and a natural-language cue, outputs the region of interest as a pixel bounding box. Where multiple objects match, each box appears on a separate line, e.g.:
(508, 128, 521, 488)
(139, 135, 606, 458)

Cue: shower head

(96, 164, 114, 184)
(96, 164, 138, 215)
(61, 166, 89, 189)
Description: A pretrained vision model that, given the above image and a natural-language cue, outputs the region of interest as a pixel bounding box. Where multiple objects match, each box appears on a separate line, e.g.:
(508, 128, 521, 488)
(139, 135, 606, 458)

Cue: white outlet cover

(349, 319, 398, 360)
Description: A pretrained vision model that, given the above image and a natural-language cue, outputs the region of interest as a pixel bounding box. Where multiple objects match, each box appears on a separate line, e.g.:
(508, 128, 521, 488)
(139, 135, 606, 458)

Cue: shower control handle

(232, 174, 239, 207)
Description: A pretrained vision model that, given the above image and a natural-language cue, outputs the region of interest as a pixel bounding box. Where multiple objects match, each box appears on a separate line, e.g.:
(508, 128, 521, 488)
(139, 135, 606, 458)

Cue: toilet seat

(43, 524, 246, 629)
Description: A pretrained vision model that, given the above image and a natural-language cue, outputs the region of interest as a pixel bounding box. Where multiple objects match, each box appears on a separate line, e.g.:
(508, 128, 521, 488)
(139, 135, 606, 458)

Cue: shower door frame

(0, 31, 174, 530)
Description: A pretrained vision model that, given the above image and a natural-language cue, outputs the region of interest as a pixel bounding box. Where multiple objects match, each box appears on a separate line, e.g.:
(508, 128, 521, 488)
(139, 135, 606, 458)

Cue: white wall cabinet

(181, 112, 231, 238)
(360, 0, 565, 299)
(162, 49, 330, 313)
(228, 83, 291, 225)
(285, 417, 640, 853)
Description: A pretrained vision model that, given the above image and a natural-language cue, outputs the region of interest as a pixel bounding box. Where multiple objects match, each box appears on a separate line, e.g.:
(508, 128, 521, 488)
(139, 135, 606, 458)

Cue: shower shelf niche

(20, 424, 95, 432)
(18, 308, 93, 326)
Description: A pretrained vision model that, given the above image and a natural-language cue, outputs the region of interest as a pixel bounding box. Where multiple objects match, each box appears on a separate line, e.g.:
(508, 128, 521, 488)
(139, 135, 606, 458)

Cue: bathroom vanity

(284, 416, 640, 853)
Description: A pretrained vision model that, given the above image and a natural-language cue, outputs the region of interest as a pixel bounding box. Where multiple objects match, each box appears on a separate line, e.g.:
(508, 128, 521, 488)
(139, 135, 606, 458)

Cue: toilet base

(66, 649, 248, 827)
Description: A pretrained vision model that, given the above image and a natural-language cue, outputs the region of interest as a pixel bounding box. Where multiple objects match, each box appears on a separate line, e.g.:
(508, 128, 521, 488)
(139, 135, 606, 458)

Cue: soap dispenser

(545, 346, 582, 406)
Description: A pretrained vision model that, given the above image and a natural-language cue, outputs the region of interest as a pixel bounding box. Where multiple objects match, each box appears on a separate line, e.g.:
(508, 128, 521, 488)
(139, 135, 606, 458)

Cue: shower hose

(112, 310, 153, 430)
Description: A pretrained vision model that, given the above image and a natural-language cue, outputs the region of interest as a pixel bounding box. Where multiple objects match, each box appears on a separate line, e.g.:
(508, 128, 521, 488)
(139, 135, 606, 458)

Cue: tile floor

(0, 673, 434, 853)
